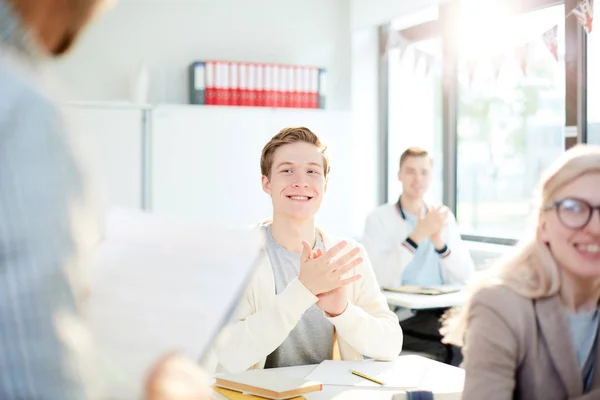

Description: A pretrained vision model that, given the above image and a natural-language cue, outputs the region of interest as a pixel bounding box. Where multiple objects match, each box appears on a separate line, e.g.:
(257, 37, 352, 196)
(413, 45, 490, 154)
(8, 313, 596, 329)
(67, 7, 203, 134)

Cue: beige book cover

(215, 369, 321, 399)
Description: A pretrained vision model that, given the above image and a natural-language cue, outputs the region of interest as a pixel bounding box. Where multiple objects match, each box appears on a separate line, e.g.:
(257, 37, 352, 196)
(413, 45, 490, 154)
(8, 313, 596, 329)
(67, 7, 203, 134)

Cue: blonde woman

(442, 145, 600, 400)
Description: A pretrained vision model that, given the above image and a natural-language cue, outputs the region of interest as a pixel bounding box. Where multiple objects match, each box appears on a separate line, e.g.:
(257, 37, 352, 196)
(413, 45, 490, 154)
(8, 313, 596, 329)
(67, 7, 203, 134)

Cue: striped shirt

(0, 2, 101, 398)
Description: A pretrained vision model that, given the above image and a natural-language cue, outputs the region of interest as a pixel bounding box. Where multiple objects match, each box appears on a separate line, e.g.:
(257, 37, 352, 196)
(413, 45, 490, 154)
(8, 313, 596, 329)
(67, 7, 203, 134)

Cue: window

(387, 38, 444, 204)
(588, 28, 600, 144)
(456, 5, 565, 238)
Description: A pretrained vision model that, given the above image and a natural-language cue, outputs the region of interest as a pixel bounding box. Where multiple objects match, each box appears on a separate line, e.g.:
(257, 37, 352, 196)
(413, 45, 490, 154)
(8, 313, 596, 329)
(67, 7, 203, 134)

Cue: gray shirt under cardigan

(262, 224, 334, 369)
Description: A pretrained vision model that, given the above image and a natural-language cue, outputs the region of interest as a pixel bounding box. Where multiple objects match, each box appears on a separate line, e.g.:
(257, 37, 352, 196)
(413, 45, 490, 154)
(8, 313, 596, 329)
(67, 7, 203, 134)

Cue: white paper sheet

(304, 360, 421, 389)
(85, 208, 264, 398)
(304, 356, 464, 392)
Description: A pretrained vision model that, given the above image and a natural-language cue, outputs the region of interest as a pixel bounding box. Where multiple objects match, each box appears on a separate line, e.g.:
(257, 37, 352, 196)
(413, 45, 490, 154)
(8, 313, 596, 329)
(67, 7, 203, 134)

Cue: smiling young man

(361, 147, 475, 364)
(211, 127, 402, 373)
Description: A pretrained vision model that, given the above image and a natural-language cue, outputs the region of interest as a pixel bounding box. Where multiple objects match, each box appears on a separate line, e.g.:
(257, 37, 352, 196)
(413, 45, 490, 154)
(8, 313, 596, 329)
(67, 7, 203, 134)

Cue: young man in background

(362, 147, 475, 365)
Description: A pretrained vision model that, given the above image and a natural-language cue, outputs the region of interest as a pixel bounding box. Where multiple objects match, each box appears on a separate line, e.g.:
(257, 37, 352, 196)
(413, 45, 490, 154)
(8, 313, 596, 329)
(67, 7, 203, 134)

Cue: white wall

(350, 0, 449, 30)
(150, 106, 360, 237)
(48, 0, 351, 109)
(62, 104, 146, 211)
(351, 27, 381, 230)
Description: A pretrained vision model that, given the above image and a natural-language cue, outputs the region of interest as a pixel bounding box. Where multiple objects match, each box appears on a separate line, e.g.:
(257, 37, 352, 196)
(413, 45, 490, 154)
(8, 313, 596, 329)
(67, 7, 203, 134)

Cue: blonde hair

(399, 146, 430, 169)
(441, 144, 600, 346)
(260, 127, 330, 179)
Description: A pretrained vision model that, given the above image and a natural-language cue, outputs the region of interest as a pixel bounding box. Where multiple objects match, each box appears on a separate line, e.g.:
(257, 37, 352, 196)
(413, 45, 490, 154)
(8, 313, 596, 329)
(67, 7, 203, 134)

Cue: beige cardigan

(462, 285, 600, 400)
(210, 224, 403, 373)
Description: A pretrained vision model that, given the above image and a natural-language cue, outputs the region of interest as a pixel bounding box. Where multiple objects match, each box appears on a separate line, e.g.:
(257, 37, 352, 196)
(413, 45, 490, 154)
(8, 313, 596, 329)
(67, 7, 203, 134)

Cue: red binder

(229, 62, 239, 106)
(264, 65, 274, 107)
(222, 62, 231, 106)
(256, 64, 265, 107)
(205, 62, 216, 105)
(214, 62, 224, 106)
(301, 67, 311, 108)
(279, 65, 290, 107)
(239, 63, 249, 106)
(274, 65, 285, 107)
(286, 66, 294, 108)
(247, 64, 257, 107)
(294, 66, 303, 108)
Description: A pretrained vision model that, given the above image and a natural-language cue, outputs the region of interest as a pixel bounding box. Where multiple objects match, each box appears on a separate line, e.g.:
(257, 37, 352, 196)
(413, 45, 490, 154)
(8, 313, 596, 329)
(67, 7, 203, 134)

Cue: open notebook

(383, 285, 462, 296)
(214, 369, 322, 400)
(86, 208, 264, 398)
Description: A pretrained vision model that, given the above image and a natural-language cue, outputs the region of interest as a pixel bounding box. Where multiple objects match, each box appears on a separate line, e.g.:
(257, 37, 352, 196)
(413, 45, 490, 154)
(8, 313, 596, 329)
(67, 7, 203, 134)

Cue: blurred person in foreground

(441, 145, 600, 400)
(0, 0, 210, 398)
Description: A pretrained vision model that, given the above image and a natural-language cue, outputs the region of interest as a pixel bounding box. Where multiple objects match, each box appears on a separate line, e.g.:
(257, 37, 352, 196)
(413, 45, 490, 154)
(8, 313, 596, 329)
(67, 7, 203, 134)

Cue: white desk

(383, 290, 467, 310)
(212, 356, 464, 399)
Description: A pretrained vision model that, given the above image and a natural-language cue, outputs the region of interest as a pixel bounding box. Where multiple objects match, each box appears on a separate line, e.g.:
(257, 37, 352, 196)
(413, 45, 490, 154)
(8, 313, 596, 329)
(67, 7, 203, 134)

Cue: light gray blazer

(462, 284, 600, 400)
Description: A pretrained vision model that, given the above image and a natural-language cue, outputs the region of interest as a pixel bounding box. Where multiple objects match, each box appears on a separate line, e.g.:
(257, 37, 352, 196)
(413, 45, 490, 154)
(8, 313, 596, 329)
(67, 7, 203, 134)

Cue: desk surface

(212, 355, 464, 400)
(383, 290, 467, 310)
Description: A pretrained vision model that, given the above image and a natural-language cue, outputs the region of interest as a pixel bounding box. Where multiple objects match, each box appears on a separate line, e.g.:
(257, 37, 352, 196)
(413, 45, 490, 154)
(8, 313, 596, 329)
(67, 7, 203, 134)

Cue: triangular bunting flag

(466, 59, 478, 86)
(491, 54, 505, 82)
(515, 42, 530, 77)
(413, 49, 422, 73)
(542, 25, 559, 61)
(397, 36, 411, 63)
(424, 54, 435, 76)
(570, 0, 594, 34)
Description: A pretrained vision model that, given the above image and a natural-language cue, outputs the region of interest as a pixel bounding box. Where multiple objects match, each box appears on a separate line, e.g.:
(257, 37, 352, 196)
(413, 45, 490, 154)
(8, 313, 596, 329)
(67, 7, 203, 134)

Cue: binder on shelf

(298, 66, 305, 108)
(318, 68, 327, 109)
(187, 60, 326, 109)
(247, 63, 257, 107)
(214, 62, 223, 105)
(309, 68, 319, 109)
(205, 61, 216, 105)
(256, 64, 265, 107)
(188, 61, 205, 105)
(264, 64, 274, 107)
(229, 62, 239, 106)
(273, 65, 282, 108)
(239, 63, 249, 106)
(278, 64, 287, 108)
(287, 66, 295, 108)
(295, 66, 304, 109)
(219, 62, 231, 106)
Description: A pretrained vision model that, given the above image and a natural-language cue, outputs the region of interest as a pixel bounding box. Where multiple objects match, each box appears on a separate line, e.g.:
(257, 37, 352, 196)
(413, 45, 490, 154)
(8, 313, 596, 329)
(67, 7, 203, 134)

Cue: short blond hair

(260, 127, 330, 178)
(399, 147, 430, 168)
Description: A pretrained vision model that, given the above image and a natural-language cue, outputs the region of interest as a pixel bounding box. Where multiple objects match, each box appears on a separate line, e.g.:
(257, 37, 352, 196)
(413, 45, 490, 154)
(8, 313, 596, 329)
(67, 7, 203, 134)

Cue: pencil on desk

(350, 369, 385, 386)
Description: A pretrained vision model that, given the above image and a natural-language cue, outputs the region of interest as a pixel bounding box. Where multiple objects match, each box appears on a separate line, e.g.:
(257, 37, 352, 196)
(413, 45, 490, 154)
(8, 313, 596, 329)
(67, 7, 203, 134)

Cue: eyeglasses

(545, 198, 600, 229)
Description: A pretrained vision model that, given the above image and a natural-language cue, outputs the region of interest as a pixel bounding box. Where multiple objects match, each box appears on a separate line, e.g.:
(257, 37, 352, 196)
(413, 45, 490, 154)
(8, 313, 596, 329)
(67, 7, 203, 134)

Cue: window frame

(381, 0, 588, 244)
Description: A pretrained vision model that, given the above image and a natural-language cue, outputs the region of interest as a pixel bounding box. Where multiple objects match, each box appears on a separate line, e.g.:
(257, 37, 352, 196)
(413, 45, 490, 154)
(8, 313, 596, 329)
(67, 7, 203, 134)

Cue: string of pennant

(386, 0, 593, 81)
(570, 0, 594, 34)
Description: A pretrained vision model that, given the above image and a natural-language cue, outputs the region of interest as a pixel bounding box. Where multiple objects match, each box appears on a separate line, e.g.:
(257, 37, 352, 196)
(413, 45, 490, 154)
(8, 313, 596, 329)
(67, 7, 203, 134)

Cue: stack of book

(213, 369, 322, 399)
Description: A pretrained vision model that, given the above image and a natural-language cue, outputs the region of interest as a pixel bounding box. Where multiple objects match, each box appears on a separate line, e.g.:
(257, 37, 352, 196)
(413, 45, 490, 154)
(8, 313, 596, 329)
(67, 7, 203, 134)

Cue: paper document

(86, 208, 264, 398)
(304, 356, 464, 393)
(304, 360, 421, 389)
